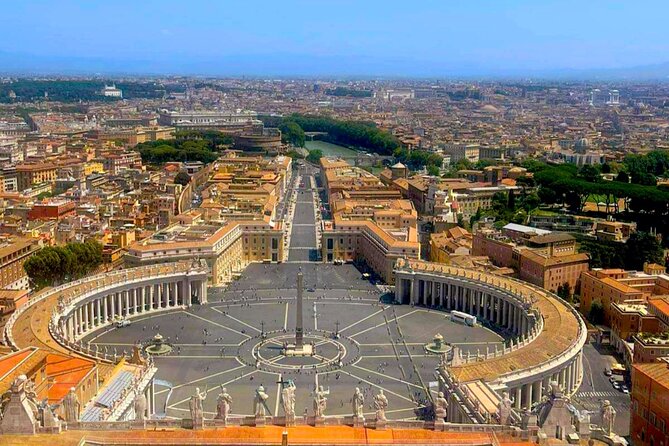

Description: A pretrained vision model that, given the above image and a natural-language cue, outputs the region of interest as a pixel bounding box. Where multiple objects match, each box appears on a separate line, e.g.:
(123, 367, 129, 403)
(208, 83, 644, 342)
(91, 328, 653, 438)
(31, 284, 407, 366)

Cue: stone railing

(3, 261, 208, 354)
(395, 260, 587, 392)
(71, 417, 519, 436)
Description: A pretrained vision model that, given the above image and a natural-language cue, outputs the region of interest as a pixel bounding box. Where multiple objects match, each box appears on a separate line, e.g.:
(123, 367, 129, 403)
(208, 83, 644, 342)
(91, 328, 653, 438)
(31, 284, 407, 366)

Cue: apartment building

(125, 220, 284, 286)
(319, 158, 420, 284)
(0, 238, 38, 290)
(472, 224, 589, 294)
(580, 265, 669, 325)
(631, 360, 669, 446)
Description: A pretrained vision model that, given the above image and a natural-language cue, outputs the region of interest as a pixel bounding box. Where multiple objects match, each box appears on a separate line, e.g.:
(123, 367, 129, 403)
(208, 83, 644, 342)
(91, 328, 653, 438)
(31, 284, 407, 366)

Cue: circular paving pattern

(236, 330, 360, 374)
(83, 264, 508, 420)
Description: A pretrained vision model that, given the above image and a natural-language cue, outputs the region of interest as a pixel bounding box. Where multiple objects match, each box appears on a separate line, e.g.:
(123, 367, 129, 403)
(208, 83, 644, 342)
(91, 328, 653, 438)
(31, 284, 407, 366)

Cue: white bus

(450, 311, 476, 326)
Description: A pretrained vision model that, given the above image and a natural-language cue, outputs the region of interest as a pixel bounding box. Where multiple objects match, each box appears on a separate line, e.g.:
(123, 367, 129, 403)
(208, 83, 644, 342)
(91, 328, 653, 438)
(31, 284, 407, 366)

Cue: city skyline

(3, 0, 669, 78)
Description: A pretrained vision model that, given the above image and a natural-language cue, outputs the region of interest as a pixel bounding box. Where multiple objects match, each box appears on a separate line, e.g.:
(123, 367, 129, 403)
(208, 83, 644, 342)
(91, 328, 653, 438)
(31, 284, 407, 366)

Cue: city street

(571, 340, 630, 436)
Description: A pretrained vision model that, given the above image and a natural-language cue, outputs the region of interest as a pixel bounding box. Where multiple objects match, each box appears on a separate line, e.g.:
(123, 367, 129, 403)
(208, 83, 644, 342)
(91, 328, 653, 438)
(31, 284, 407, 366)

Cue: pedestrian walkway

(574, 390, 624, 398)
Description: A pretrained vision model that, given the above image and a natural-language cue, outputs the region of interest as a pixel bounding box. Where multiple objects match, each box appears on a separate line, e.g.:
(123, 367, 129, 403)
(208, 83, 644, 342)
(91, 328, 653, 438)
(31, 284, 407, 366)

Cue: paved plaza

(84, 262, 504, 420)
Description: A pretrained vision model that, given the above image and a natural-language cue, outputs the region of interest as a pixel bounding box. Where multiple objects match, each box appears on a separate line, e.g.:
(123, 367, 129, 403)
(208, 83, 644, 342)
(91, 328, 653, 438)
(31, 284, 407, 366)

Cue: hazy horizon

(3, 0, 669, 79)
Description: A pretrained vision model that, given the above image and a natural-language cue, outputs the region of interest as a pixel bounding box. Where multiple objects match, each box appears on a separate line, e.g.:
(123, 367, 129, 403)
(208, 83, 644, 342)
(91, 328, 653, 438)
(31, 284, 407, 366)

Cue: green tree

(625, 232, 664, 270)
(588, 301, 605, 325)
(24, 240, 103, 289)
(557, 282, 571, 300)
(427, 165, 441, 176)
(279, 121, 306, 147)
(306, 149, 323, 164)
(615, 171, 629, 183)
(174, 171, 191, 186)
(507, 190, 516, 210)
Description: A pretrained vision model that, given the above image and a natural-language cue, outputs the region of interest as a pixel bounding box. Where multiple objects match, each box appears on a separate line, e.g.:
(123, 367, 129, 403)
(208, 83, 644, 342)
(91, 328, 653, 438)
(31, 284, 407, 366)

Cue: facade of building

(631, 360, 669, 446)
(0, 238, 38, 290)
(580, 266, 669, 325)
(126, 221, 285, 286)
(472, 226, 589, 294)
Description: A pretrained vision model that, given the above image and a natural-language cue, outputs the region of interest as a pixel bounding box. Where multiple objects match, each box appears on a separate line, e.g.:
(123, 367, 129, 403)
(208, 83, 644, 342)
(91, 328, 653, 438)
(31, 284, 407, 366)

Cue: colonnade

(507, 354, 582, 410)
(395, 265, 586, 414)
(60, 277, 207, 342)
(395, 275, 537, 339)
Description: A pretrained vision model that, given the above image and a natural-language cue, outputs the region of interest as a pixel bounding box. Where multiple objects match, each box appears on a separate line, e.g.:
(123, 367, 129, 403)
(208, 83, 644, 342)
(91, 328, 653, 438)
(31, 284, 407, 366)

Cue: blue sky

(3, 0, 669, 76)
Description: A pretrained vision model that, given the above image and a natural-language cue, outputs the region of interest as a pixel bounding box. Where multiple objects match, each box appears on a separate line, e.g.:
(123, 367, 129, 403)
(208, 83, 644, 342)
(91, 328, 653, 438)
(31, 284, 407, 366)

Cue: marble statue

(189, 387, 207, 422)
(434, 391, 448, 422)
(62, 387, 80, 423)
(254, 385, 269, 417)
(134, 392, 147, 421)
(374, 390, 388, 422)
(352, 387, 364, 419)
(549, 380, 563, 398)
(498, 391, 514, 425)
(281, 382, 296, 418)
(313, 386, 329, 418)
(600, 399, 616, 436)
(216, 387, 233, 421)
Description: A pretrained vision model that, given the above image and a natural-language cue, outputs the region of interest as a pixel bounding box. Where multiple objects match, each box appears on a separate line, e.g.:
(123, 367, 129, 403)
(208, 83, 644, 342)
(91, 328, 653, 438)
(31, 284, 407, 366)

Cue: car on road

(612, 381, 621, 390)
(115, 317, 131, 328)
(307, 287, 316, 292)
(620, 385, 629, 394)
(604, 369, 612, 376)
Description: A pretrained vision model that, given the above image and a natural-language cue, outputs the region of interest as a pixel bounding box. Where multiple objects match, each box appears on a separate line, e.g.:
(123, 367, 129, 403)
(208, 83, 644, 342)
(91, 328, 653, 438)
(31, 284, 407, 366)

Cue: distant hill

(2, 50, 669, 80)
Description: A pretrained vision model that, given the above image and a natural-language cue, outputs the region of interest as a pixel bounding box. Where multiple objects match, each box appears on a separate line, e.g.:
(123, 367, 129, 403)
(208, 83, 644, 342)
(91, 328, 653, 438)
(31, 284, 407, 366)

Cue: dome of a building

(479, 104, 501, 114)
(391, 162, 406, 169)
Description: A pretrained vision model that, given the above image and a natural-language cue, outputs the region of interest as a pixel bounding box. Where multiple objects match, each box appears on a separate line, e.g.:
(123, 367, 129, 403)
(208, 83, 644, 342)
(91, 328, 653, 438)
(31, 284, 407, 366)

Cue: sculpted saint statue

(189, 387, 207, 422)
(216, 387, 233, 421)
(254, 386, 269, 417)
(374, 390, 388, 422)
(600, 400, 616, 436)
(498, 391, 514, 425)
(313, 386, 329, 418)
(134, 392, 147, 421)
(63, 387, 80, 423)
(352, 387, 364, 419)
(434, 391, 448, 421)
(281, 382, 296, 418)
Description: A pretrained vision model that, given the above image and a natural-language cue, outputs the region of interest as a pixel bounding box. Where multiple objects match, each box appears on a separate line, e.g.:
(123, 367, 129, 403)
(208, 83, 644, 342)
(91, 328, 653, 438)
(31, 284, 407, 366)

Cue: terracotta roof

(44, 353, 96, 403)
(648, 296, 669, 317)
(633, 361, 669, 392)
(0, 348, 38, 381)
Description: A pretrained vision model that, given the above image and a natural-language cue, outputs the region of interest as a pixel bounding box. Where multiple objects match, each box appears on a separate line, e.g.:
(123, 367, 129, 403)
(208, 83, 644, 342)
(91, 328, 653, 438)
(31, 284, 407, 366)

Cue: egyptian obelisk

(295, 269, 304, 347)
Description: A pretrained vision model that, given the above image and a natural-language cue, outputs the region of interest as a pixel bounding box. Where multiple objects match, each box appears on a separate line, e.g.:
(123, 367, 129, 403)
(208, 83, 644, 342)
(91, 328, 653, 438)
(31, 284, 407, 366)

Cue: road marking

(211, 307, 261, 333)
(339, 308, 386, 333)
(283, 302, 289, 330)
(167, 369, 259, 410)
(350, 310, 419, 338)
(275, 373, 282, 416)
(337, 369, 414, 403)
(156, 364, 247, 395)
(187, 312, 251, 339)
(351, 364, 424, 390)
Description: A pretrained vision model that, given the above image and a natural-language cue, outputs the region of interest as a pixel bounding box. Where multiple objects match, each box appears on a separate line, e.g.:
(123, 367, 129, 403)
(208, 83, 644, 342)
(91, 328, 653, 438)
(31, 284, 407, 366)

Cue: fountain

(144, 333, 173, 356)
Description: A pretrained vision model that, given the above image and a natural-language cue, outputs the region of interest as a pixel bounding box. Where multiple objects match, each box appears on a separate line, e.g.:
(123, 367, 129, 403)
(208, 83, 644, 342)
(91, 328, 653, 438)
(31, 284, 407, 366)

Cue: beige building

(580, 265, 669, 325)
(126, 220, 284, 286)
